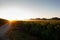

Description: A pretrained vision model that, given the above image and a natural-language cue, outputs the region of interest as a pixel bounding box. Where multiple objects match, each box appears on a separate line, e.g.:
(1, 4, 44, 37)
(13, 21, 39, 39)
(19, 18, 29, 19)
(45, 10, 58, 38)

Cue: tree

(30, 18, 41, 20)
(42, 18, 47, 20)
(51, 17, 60, 20)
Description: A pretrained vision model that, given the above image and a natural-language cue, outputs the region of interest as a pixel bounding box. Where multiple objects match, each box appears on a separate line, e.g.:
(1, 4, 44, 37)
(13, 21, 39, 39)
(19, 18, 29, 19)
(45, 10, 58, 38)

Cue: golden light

(8, 20, 14, 23)
(9, 20, 14, 22)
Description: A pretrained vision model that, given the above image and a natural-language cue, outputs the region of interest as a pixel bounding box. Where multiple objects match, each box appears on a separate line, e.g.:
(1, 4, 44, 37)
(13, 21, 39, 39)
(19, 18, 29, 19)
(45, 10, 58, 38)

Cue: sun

(0, 7, 31, 20)
(0, 6, 34, 20)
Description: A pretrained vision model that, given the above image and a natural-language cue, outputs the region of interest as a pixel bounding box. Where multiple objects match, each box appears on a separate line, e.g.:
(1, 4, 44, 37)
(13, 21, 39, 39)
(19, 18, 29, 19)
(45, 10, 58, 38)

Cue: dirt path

(0, 23, 11, 40)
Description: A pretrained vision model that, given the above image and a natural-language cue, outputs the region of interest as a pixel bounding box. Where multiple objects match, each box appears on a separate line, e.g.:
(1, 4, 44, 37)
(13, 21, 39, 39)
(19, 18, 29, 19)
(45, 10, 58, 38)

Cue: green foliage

(6, 20, 60, 40)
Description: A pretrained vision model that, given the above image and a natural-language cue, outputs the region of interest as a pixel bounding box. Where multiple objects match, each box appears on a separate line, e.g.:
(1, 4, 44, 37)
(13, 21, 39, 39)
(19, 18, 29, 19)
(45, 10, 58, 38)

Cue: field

(6, 20, 60, 40)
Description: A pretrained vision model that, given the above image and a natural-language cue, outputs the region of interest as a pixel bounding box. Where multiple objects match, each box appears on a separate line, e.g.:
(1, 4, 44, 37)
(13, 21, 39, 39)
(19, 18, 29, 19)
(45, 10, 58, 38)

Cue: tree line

(30, 17, 60, 20)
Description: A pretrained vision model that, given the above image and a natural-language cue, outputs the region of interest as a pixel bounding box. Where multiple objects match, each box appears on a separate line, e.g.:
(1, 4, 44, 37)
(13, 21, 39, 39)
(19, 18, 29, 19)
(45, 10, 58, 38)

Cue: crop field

(6, 20, 60, 40)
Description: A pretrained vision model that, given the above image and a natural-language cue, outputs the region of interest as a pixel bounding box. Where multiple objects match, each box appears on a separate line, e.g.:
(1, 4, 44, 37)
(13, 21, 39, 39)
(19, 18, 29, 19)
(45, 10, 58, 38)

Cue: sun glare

(0, 7, 31, 20)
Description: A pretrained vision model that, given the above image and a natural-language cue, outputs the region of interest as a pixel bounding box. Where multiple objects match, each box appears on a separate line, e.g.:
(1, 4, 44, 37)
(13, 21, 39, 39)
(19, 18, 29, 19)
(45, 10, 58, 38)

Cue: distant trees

(29, 17, 60, 20)
(30, 18, 41, 20)
(35, 18, 41, 20)
(41, 18, 47, 20)
(51, 17, 60, 20)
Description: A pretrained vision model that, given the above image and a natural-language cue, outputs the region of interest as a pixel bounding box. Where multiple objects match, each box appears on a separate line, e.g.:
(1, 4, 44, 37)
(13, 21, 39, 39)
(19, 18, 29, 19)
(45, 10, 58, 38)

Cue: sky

(0, 0, 60, 20)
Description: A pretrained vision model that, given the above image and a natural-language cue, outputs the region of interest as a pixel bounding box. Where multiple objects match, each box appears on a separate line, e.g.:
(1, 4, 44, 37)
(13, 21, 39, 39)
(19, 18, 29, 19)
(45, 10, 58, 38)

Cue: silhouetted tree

(35, 18, 40, 20)
(42, 18, 47, 20)
(30, 18, 41, 20)
(51, 17, 60, 20)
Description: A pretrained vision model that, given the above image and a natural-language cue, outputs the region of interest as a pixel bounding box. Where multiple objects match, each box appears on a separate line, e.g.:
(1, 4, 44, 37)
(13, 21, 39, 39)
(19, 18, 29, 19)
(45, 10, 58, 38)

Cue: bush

(6, 20, 60, 40)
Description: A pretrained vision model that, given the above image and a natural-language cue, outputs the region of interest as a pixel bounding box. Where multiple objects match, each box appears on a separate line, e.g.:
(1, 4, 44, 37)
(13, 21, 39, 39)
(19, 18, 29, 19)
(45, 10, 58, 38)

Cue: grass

(6, 20, 60, 40)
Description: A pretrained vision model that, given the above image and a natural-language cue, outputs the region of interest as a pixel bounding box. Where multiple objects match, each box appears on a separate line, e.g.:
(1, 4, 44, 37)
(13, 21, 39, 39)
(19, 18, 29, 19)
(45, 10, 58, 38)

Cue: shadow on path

(0, 23, 11, 40)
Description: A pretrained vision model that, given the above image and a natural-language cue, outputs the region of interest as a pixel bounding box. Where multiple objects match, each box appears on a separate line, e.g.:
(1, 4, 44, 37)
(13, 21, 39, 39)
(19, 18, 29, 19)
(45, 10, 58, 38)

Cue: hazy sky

(0, 0, 60, 20)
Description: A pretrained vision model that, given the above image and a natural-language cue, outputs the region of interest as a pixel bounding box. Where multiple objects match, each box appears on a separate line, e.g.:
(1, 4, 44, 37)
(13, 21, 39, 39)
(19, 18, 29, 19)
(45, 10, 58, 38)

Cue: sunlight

(9, 20, 14, 22)
(8, 20, 14, 23)
(0, 7, 32, 20)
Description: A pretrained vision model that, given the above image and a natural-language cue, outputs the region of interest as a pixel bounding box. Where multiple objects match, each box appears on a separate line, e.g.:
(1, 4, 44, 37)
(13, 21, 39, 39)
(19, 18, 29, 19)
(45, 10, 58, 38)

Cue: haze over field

(0, 0, 60, 20)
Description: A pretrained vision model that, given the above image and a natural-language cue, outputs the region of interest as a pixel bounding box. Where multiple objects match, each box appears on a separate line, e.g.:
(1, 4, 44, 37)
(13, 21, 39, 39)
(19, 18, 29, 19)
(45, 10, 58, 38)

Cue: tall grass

(6, 20, 60, 40)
